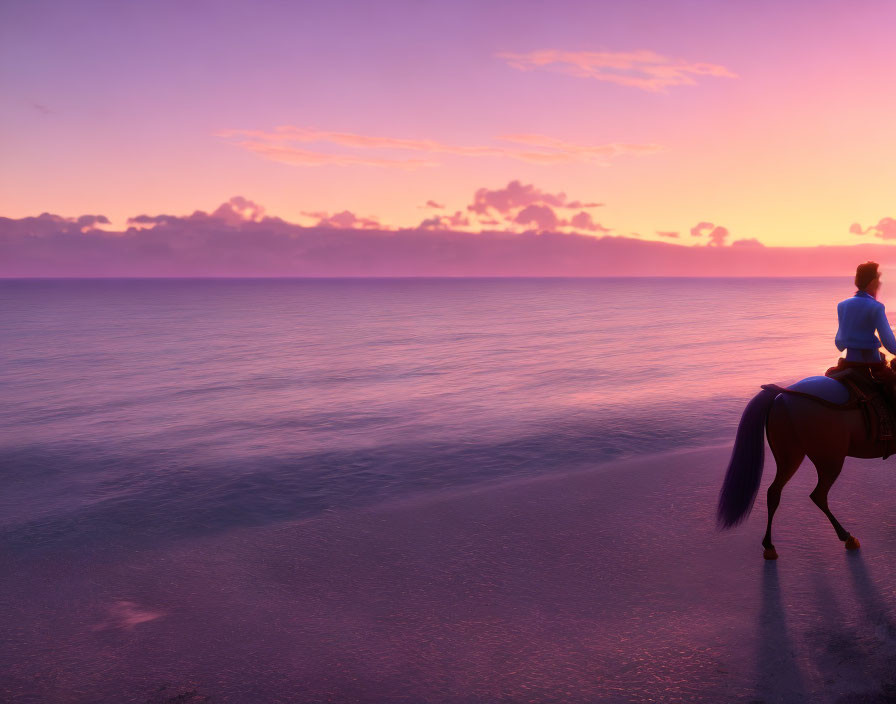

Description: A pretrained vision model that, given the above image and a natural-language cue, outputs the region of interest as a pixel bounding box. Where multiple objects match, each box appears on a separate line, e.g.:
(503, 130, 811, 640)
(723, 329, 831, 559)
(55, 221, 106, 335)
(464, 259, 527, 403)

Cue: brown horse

(716, 377, 886, 559)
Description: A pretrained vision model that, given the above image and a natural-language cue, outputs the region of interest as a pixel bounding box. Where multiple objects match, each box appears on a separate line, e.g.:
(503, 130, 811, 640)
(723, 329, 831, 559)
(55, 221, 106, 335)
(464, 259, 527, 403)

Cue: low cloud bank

(3, 197, 895, 277)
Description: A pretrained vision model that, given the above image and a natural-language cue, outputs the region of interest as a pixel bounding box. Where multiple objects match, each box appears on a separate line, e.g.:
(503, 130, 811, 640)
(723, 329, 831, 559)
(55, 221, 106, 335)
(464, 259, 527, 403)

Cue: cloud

(464, 180, 612, 234)
(226, 140, 433, 169)
(731, 238, 764, 248)
(128, 196, 267, 229)
(514, 204, 560, 232)
(314, 210, 381, 229)
(690, 221, 715, 238)
(468, 180, 596, 215)
(707, 226, 729, 247)
(0, 211, 112, 237)
(499, 133, 659, 165)
(419, 211, 470, 230)
(216, 126, 659, 169)
(571, 211, 611, 233)
(76, 215, 110, 232)
(129, 214, 172, 225)
(852, 217, 896, 240)
(298, 180, 606, 234)
(656, 230, 679, 238)
(688, 221, 730, 246)
(3, 200, 896, 278)
(210, 196, 265, 224)
(497, 49, 737, 92)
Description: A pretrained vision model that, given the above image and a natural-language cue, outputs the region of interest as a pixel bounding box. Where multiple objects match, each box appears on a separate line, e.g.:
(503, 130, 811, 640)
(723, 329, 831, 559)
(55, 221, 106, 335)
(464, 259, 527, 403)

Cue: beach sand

(4, 443, 896, 703)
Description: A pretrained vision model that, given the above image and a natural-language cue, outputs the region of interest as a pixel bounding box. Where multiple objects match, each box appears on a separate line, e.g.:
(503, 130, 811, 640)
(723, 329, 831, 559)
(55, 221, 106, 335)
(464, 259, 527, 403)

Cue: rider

(831, 261, 896, 440)
(834, 261, 896, 366)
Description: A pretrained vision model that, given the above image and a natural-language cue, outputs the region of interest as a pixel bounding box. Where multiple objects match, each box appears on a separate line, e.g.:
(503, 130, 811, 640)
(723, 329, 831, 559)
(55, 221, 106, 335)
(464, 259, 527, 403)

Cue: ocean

(0, 277, 849, 553)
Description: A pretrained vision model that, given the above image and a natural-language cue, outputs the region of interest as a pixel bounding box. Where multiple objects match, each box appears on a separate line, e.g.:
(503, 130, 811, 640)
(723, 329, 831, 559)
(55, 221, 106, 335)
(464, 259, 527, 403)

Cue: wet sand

(4, 443, 896, 703)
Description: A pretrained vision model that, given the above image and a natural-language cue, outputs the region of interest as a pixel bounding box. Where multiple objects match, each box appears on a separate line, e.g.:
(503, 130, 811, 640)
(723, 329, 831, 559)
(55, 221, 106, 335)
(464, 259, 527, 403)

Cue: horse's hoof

(763, 547, 778, 560)
(845, 536, 861, 551)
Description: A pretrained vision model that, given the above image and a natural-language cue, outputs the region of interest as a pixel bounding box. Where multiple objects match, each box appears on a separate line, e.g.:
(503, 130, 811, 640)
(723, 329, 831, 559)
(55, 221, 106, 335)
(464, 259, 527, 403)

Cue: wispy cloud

(498, 133, 661, 163)
(851, 217, 896, 240)
(497, 49, 737, 92)
(225, 140, 434, 169)
(216, 126, 660, 169)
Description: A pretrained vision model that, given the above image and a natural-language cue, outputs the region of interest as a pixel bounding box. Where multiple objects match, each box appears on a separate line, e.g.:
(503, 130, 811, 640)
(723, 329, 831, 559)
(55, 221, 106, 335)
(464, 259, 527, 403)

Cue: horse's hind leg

(763, 400, 805, 560)
(808, 455, 860, 550)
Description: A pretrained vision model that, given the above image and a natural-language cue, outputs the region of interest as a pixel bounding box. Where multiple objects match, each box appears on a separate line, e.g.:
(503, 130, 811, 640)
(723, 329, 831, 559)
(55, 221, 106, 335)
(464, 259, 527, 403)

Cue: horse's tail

(716, 387, 779, 529)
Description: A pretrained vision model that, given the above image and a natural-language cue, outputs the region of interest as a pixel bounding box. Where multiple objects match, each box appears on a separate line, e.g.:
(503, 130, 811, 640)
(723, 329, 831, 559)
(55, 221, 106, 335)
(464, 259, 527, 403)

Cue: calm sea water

(0, 277, 850, 553)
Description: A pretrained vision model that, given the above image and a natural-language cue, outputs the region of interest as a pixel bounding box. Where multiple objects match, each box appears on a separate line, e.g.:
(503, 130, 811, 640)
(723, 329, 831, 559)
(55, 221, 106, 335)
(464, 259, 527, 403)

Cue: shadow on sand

(845, 551, 896, 642)
(756, 562, 808, 701)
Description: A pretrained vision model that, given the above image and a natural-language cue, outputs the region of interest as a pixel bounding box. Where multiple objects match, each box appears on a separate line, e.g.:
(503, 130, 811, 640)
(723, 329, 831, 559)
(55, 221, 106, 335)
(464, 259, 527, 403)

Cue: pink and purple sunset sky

(3, 0, 896, 275)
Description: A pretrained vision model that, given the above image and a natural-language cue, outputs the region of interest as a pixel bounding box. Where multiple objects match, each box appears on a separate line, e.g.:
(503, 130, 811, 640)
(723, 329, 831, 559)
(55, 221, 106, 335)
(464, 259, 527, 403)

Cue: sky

(3, 0, 896, 262)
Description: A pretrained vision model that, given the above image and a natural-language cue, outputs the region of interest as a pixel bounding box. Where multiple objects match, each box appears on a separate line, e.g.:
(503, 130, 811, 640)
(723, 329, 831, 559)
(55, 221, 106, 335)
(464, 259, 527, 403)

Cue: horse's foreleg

(763, 400, 805, 560)
(808, 456, 859, 549)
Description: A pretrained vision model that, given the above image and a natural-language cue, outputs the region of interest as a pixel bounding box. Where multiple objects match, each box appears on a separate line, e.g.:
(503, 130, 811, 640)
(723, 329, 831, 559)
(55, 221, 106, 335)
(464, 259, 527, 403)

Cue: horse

(716, 371, 892, 560)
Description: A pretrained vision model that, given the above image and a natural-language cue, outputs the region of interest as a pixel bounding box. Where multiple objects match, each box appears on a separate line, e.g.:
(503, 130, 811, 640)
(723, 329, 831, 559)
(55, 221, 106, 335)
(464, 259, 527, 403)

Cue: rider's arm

(834, 302, 846, 351)
(875, 304, 896, 355)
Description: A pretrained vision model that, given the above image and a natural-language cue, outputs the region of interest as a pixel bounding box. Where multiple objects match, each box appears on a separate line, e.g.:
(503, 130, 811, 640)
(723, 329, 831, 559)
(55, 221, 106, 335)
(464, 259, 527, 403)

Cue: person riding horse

(829, 261, 896, 403)
(717, 261, 896, 559)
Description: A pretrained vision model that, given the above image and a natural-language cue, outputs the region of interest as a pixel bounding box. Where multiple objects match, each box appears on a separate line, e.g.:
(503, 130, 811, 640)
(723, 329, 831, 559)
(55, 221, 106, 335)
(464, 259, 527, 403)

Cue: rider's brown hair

(856, 261, 880, 290)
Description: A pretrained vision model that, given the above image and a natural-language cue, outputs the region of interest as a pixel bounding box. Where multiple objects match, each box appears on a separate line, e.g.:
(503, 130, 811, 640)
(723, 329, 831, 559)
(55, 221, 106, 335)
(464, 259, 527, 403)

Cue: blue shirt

(835, 290, 896, 363)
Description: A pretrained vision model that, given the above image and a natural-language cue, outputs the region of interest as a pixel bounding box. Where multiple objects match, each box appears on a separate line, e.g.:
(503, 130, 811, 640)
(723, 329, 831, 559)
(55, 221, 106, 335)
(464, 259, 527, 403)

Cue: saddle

(762, 358, 896, 459)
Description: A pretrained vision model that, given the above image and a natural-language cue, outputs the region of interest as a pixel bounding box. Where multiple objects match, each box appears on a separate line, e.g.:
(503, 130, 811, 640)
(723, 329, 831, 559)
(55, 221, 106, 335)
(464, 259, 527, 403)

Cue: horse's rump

(762, 366, 896, 456)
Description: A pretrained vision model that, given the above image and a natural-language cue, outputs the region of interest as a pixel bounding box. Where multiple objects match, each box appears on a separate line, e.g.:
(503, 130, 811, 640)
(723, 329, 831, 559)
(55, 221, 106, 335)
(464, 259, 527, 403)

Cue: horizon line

(0, 275, 854, 281)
